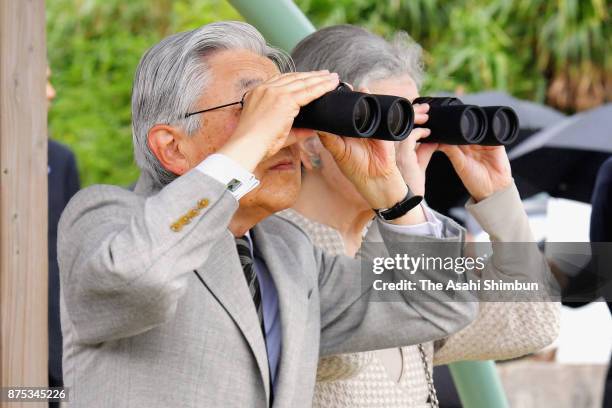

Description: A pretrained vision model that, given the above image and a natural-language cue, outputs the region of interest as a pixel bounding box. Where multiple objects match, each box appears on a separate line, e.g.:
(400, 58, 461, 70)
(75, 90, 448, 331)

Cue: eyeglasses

(184, 93, 246, 119)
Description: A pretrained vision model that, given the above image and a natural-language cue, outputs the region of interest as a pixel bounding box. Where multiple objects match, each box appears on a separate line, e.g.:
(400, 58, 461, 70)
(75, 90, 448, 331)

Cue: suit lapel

(252, 222, 309, 405)
(134, 172, 309, 404)
(195, 229, 271, 403)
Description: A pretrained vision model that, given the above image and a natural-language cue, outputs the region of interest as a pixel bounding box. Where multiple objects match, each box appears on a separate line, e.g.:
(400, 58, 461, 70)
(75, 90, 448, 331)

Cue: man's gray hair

(291, 25, 424, 90)
(132, 21, 293, 186)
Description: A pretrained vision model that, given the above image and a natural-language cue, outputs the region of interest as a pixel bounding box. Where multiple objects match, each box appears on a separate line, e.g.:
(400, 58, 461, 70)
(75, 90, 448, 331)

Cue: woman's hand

(395, 103, 437, 196)
(438, 144, 513, 202)
(317, 85, 429, 224)
(317, 130, 426, 224)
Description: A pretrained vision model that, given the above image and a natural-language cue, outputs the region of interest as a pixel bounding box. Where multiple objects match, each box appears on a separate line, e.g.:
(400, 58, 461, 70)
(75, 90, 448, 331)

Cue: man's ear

(147, 125, 190, 176)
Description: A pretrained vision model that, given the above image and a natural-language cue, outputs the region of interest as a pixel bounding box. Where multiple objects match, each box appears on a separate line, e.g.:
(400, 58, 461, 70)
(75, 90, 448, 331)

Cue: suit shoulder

(48, 139, 76, 161)
(602, 157, 612, 171)
(69, 183, 139, 206)
(60, 184, 142, 231)
(596, 158, 612, 184)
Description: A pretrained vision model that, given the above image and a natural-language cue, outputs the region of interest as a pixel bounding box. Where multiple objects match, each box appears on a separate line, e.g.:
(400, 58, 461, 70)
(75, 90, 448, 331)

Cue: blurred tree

(295, 0, 610, 110)
(501, 0, 610, 111)
(47, 0, 610, 186)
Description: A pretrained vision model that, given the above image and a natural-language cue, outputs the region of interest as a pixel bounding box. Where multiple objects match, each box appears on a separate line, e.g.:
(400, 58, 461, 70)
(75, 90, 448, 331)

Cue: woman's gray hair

(132, 21, 293, 186)
(291, 25, 424, 90)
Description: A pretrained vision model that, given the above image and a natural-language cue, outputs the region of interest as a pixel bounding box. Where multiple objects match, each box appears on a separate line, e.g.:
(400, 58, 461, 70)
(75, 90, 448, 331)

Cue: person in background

(560, 157, 612, 407)
(286, 25, 561, 407)
(588, 158, 612, 407)
(46, 66, 80, 403)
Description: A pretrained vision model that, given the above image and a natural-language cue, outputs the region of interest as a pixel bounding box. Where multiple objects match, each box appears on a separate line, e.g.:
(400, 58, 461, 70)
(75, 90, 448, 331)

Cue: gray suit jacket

(58, 169, 476, 407)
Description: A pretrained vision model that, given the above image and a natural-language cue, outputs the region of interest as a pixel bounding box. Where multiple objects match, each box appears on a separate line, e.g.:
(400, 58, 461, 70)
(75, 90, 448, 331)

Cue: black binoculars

(294, 85, 519, 146)
(293, 83, 414, 142)
(413, 96, 519, 146)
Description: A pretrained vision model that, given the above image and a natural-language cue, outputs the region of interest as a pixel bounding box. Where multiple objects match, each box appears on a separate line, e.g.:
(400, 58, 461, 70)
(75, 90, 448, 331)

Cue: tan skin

(47, 67, 56, 108)
(147, 49, 424, 238)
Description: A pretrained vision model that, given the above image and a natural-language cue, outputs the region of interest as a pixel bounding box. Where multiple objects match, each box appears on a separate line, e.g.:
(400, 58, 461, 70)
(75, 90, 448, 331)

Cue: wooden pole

(0, 0, 48, 406)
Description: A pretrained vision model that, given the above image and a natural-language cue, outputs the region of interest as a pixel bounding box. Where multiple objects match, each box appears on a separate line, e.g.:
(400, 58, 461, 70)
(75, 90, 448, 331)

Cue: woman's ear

(298, 136, 323, 171)
(147, 125, 190, 176)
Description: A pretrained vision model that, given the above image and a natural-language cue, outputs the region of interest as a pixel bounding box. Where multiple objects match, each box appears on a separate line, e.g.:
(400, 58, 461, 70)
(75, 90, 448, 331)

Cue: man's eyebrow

(236, 78, 263, 92)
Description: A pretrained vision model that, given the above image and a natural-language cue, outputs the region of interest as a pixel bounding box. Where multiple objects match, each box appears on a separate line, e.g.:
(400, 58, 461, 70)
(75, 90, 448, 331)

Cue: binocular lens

(373, 95, 414, 141)
(493, 108, 519, 144)
(388, 101, 407, 136)
(492, 110, 508, 136)
(354, 98, 373, 133)
(461, 109, 478, 139)
(460, 106, 487, 143)
(481, 106, 520, 145)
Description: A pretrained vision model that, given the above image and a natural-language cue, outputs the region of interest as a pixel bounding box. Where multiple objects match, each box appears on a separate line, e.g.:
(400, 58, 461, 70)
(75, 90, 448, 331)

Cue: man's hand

(438, 144, 513, 202)
(219, 71, 340, 172)
(395, 103, 437, 196)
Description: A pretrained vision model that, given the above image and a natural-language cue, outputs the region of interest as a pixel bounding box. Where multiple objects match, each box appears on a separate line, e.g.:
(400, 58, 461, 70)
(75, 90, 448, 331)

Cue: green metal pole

(228, 0, 315, 52)
(229, 1, 510, 407)
(449, 361, 510, 408)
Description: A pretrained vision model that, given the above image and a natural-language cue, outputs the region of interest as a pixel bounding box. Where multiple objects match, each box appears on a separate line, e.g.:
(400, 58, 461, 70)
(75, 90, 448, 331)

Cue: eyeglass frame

(183, 92, 247, 119)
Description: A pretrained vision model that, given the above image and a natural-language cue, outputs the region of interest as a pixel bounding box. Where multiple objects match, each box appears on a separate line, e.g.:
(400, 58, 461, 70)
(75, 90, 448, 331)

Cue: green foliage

(295, 0, 610, 107)
(46, 0, 241, 186)
(47, 0, 609, 186)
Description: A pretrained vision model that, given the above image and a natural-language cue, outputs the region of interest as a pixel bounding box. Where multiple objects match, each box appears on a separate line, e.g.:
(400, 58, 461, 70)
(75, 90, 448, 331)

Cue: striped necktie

(235, 236, 264, 330)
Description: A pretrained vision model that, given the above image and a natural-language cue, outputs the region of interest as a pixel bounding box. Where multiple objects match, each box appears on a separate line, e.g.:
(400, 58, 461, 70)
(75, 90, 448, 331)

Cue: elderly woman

(281, 25, 560, 407)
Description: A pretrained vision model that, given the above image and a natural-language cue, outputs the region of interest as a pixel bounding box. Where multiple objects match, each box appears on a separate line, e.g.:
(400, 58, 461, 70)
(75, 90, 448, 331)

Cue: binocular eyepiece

(294, 85, 519, 146)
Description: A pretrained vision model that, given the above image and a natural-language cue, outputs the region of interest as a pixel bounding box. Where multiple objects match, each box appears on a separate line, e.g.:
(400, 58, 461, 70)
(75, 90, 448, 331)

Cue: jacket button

(180, 215, 191, 224)
(188, 209, 200, 218)
(197, 199, 209, 209)
(170, 223, 182, 232)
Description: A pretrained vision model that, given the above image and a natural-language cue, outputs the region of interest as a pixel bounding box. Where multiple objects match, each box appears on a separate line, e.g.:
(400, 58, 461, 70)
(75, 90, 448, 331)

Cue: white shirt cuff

(378, 203, 444, 238)
(195, 154, 260, 200)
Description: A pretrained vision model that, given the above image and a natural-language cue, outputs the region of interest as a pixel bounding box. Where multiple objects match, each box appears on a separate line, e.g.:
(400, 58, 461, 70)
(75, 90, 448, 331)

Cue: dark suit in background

(591, 158, 612, 407)
(562, 157, 612, 407)
(590, 158, 612, 245)
(48, 139, 80, 392)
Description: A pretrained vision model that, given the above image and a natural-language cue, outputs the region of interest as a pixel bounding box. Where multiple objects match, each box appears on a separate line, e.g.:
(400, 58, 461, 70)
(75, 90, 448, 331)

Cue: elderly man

(58, 22, 492, 407)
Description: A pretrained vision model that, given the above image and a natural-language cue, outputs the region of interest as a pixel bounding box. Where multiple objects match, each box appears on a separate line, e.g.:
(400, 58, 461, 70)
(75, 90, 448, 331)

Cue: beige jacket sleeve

(433, 182, 561, 365)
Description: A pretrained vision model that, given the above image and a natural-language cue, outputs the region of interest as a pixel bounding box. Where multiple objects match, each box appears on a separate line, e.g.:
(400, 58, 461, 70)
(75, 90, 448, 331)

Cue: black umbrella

(508, 104, 612, 203)
(509, 104, 612, 157)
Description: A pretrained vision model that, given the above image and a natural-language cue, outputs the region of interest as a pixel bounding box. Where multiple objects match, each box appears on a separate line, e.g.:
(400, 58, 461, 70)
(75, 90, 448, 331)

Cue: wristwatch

(374, 185, 423, 221)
